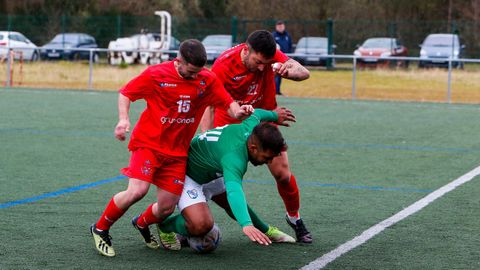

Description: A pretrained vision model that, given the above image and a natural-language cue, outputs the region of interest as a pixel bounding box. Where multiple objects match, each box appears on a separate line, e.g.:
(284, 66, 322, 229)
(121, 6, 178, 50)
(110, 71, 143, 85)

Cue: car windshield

(362, 38, 395, 48)
(51, 34, 78, 44)
(296, 38, 328, 48)
(202, 36, 231, 47)
(424, 36, 459, 47)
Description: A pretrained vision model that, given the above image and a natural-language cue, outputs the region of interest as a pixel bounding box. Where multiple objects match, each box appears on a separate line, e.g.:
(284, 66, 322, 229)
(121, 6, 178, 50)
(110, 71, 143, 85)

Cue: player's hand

(242, 225, 271, 246)
(274, 107, 296, 127)
(272, 62, 290, 77)
(236, 105, 255, 120)
(114, 119, 130, 141)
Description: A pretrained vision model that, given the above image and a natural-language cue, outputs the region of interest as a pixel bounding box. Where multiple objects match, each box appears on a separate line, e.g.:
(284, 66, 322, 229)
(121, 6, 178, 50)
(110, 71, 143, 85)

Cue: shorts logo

(187, 189, 198, 199)
(232, 75, 246, 81)
(141, 160, 152, 176)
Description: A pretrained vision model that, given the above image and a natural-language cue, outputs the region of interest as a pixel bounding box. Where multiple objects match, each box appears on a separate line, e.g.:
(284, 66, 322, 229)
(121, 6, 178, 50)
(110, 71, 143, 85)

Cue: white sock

(287, 213, 300, 224)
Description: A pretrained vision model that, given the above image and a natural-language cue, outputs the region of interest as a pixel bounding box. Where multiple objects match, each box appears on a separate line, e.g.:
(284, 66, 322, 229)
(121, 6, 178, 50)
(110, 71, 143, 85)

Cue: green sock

(248, 205, 270, 233)
(159, 214, 191, 237)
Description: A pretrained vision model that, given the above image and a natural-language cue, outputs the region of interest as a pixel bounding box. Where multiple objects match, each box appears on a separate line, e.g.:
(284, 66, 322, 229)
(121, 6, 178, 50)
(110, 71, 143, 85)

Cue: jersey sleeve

(205, 74, 234, 111)
(241, 109, 278, 130)
(119, 67, 155, 102)
(274, 48, 289, 63)
(220, 152, 252, 228)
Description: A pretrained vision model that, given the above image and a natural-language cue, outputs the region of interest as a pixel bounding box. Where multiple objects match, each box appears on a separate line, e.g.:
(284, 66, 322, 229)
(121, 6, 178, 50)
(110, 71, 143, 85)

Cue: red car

(353, 37, 409, 68)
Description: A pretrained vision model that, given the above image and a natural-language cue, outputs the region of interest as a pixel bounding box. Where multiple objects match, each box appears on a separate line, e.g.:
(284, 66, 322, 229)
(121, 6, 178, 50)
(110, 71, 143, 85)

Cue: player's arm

(200, 106, 215, 132)
(222, 157, 271, 246)
(114, 93, 131, 141)
(274, 58, 310, 81)
(227, 102, 254, 121)
(243, 108, 295, 128)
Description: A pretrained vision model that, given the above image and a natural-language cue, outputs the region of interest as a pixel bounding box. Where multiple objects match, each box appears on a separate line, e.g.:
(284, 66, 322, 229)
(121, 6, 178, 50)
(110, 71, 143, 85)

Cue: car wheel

(31, 51, 39, 61)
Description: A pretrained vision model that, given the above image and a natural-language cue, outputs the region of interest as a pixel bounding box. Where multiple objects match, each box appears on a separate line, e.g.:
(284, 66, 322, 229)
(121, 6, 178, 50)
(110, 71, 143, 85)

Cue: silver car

(202, 35, 232, 63)
(0, 31, 39, 61)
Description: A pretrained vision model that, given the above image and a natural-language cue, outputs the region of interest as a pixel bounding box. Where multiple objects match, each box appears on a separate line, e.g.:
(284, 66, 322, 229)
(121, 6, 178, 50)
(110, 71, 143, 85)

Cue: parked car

(202, 35, 232, 63)
(418, 33, 465, 69)
(40, 33, 98, 61)
(108, 33, 180, 65)
(292, 37, 335, 66)
(0, 31, 39, 61)
(353, 37, 408, 68)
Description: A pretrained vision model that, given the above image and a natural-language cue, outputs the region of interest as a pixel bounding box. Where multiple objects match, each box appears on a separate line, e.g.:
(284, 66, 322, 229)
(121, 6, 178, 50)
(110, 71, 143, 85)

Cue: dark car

(292, 37, 336, 66)
(41, 33, 98, 61)
(353, 37, 408, 68)
(418, 33, 465, 69)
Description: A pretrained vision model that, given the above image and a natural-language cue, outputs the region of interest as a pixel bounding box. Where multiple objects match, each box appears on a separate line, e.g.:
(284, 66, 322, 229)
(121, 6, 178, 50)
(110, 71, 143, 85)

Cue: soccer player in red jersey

(200, 30, 313, 243)
(90, 39, 253, 257)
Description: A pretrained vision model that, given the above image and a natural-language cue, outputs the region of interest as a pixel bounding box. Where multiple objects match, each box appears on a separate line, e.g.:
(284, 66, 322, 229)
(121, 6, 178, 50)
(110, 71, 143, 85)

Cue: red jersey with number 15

(120, 60, 234, 157)
(211, 43, 289, 126)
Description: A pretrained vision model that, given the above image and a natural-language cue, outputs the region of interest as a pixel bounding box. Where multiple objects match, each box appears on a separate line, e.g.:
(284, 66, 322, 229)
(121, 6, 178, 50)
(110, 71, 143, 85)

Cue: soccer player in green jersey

(140, 107, 297, 248)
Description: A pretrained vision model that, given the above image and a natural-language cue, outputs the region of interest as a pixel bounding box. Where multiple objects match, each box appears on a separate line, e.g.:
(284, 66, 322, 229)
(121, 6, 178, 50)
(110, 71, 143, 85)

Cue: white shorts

(177, 175, 226, 212)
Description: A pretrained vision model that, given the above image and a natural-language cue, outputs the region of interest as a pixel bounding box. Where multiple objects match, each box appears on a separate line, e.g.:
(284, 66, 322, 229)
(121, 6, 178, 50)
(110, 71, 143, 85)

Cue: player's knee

(156, 204, 175, 219)
(188, 219, 214, 236)
(273, 170, 291, 185)
(126, 188, 148, 203)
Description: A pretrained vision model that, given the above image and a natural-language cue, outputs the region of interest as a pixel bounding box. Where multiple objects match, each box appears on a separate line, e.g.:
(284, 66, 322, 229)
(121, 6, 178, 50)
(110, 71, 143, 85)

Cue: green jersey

(187, 109, 278, 227)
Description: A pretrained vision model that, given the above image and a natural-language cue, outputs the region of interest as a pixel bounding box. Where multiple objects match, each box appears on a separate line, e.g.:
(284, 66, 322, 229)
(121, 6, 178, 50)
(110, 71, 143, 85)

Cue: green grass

(1, 88, 479, 269)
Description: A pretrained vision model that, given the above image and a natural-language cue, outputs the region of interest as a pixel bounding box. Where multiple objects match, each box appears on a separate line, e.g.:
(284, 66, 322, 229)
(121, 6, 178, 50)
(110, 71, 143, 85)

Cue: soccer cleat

(265, 226, 296, 243)
(131, 216, 160, 249)
(90, 224, 115, 257)
(156, 224, 181, 251)
(286, 216, 313, 243)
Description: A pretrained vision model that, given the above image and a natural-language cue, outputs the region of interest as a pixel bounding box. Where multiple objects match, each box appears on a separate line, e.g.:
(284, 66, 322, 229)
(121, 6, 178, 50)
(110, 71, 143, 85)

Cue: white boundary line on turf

(301, 164, 480, 270)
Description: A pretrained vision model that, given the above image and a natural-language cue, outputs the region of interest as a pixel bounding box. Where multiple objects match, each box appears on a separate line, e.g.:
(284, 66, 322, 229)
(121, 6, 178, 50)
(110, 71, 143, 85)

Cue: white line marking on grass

(301, 165, 480, 270)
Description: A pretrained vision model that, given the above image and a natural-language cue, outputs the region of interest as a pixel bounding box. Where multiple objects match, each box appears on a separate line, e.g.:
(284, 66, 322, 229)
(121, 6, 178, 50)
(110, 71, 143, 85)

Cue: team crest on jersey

(199, 80, 206, 86)
(159, 82, 177, 88)
(187, 189, 198, 199)
(141, 160, 152, 176)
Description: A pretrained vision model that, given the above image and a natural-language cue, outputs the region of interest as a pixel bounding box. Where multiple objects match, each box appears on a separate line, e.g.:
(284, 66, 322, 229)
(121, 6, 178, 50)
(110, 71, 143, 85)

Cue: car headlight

(353, 50, 361, 57)
(380, 51, 391, 57)
(453, 50, 459, 56)
(420, 49, 426, 56)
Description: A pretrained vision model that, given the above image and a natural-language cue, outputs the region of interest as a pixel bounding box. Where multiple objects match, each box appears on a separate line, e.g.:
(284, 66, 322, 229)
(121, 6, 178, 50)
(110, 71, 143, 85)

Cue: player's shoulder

(214, 43, 245, 66)
(145, 60, 174, 75)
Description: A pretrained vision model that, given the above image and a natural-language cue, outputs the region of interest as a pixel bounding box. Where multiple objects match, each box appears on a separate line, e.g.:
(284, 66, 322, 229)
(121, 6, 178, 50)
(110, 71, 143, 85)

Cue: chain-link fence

(0, 15, 478, 58)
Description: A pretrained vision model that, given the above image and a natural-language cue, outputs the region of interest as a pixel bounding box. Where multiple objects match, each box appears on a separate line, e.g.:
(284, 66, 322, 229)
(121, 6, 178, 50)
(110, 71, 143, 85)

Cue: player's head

(176, 39, 207, 80)
(247, 122, 287, 166)
(241, 30, 277, 72)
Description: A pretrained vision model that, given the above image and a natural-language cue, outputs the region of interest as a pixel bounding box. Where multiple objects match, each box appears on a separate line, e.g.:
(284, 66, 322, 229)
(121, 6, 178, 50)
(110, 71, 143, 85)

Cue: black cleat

(131, 216, 160, 249)
(286, 216, 313, 243)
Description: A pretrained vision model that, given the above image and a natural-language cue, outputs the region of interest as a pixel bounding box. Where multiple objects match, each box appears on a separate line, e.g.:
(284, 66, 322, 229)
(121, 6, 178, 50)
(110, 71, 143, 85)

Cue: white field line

(301, 165, 480, 270)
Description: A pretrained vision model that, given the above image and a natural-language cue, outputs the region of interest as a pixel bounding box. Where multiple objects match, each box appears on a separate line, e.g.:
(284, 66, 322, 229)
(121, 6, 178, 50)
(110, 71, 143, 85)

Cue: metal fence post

(352, 56, 357, 100)
(231, 16, 238, 44)
(116, 15, 122, 38)
(447, 58, 452, 103)
(6, 49, 11, 87)
(326, 18, 333, 69)
(88, 49, 93, 90)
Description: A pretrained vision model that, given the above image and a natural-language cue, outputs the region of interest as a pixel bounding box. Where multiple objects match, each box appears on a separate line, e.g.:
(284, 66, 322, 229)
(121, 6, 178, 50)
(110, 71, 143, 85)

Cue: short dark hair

(276, 20, 285, 25)
(251, 122, 287, 155)
(179, 39, 207, 67)
(246, 30, 277, 59)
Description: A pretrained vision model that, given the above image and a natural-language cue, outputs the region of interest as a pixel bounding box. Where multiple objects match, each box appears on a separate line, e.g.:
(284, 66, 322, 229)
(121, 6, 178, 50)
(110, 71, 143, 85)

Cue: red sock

(276, 174, 300, 217)
(136, 204, 160, 228)
(96, 197, 126, 231)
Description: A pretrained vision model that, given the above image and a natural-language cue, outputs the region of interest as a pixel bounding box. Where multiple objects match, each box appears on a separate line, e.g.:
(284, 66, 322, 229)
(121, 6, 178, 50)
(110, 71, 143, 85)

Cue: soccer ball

(187, 224, 222, 253)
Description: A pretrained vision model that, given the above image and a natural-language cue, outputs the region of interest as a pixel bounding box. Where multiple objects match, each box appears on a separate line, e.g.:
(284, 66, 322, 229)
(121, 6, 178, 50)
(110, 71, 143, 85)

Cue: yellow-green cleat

(156, 224, 181, 251)
(131, 216, 160, 249)
(90, 224, 116, 257)
(265, 225, 296, 243)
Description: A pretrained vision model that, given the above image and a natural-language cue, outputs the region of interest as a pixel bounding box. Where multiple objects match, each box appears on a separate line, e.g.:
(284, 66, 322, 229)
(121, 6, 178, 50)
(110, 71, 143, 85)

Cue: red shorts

(120, 148, 187, 195)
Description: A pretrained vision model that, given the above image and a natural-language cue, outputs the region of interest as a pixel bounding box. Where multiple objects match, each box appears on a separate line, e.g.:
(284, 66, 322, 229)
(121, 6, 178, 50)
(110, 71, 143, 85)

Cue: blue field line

(244, 179, 433, 193)
(0, 175, 127, 209)
(0, 175, 433, 210)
